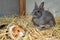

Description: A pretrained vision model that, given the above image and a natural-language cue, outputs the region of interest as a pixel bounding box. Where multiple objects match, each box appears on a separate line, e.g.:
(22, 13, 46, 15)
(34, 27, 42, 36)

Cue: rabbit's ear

(39, 2, 44, 10)
(34, 2, 38, 10)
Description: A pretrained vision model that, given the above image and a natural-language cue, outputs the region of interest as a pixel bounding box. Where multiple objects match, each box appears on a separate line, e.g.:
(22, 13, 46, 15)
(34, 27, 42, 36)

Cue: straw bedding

(0, 16, 60, 40)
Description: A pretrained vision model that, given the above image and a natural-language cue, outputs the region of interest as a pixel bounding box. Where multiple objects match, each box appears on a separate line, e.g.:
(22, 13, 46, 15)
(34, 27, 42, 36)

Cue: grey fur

(32, 2, 56, 29)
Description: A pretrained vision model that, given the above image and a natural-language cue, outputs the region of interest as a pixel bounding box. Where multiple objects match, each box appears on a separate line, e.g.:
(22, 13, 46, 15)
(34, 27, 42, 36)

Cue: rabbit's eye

(38, 11, 39, 12)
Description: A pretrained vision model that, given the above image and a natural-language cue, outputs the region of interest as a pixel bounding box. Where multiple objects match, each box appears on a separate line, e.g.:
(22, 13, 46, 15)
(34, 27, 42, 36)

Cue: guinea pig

(9, 24, 25, 40)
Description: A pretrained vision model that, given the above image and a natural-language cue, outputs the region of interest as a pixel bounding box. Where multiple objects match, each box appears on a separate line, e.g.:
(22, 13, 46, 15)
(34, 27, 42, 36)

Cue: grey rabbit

(32, 2, 56, 29)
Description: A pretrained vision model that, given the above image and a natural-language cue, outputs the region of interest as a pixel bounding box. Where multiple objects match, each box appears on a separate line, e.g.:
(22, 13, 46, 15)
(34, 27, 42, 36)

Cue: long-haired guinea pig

(9, 24, 25, 40)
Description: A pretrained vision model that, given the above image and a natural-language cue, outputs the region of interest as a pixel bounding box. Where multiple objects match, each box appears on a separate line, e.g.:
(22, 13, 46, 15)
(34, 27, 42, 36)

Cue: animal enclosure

(0, 0, 60, 40)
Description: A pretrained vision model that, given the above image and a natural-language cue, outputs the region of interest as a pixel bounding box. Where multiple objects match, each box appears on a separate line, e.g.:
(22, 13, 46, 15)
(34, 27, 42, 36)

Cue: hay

(0, 16, 60, 40)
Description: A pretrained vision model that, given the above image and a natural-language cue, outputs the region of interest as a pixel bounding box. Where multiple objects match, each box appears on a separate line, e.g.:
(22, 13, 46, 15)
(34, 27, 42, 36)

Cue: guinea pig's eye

(17, 30, 20, 32)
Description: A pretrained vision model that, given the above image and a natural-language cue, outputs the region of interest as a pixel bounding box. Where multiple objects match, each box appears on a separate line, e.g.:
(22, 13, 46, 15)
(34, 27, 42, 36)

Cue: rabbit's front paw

(38, 24, 51, 30)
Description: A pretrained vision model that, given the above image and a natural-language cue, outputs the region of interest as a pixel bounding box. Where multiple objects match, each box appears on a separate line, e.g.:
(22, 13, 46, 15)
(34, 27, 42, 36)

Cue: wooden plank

(20, 0, 26, 16)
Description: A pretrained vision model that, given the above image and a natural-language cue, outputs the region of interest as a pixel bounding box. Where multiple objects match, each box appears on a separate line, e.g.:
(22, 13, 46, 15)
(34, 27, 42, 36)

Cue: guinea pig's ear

(34, 2, 38, 10)
(39, 2, 44, 10)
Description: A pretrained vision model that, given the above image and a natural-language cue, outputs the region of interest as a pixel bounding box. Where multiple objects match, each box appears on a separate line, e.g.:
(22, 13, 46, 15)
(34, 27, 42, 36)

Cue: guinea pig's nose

(19, 32, 25, 37)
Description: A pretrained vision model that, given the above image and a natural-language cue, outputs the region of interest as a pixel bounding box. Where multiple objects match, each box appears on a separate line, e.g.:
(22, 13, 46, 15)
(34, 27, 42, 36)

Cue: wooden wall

(20, 0, 26, 16)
